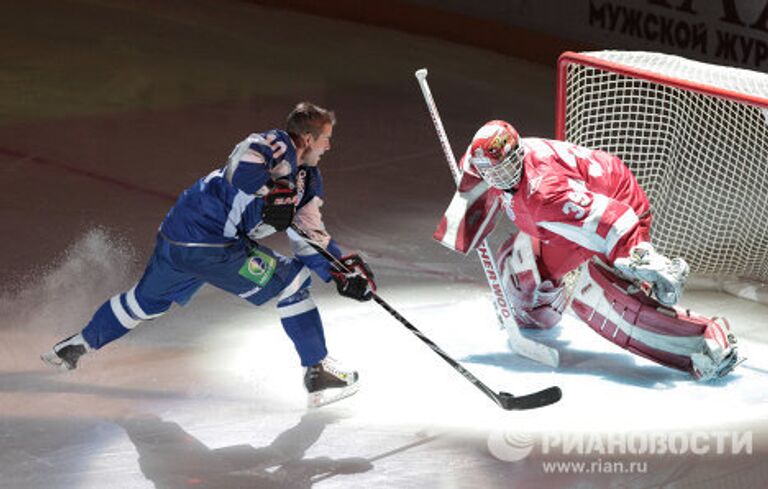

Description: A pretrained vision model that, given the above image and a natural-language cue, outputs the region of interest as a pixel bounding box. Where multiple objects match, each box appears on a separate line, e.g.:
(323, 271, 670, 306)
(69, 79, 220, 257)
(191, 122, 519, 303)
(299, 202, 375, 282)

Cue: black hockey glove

(330, 254, 376, 302)
(261, 179, 297, 231)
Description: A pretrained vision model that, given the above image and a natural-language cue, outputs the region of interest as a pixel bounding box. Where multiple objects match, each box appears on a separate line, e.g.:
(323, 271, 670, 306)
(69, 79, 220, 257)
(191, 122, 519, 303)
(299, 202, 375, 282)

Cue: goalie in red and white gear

(434, 120, 741, 381)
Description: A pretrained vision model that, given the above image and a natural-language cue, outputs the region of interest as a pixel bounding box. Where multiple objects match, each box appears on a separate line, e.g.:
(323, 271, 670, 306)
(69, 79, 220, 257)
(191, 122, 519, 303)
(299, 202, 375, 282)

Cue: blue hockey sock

(278, 293, 327, 367)
(81, 299, 137, 349)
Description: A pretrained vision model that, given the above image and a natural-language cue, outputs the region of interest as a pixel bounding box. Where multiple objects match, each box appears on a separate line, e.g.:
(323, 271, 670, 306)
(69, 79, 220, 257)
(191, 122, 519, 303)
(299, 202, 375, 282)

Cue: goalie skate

(691, 317, 743, 381)
(305, 356, 359, 408)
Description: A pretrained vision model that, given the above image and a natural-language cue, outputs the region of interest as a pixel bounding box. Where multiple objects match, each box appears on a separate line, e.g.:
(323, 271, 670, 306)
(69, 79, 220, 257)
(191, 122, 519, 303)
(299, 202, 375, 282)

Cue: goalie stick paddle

(289, 225, 562, 411)
(414, 67, 560, 368)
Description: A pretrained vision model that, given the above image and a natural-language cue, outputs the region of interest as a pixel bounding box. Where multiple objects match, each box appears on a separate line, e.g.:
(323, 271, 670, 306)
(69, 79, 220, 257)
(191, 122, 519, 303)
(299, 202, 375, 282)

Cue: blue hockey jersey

(160, 129, 298, 244)
(159, 129, 341, 281)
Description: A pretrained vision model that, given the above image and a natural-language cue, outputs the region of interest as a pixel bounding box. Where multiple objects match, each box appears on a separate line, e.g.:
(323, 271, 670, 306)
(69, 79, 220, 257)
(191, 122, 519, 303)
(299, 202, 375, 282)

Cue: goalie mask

(468, 120, 525, 190)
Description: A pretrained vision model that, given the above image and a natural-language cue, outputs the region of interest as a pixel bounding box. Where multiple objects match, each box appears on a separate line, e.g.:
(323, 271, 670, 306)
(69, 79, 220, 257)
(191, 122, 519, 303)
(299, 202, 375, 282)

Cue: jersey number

(562, 179, 592, 220)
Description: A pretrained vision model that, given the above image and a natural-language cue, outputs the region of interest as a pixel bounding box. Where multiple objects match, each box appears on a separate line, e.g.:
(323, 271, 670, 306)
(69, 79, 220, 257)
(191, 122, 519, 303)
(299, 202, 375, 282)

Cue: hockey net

(557, 50, 768, 303)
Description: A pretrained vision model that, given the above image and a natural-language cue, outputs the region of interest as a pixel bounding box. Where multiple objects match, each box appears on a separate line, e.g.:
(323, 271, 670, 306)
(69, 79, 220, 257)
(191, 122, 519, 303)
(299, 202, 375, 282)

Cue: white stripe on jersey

(606, 209, 639, 255)
(277, 267, 311, 301)
(203, 168, 225, 184)
(126, 285, 165, 320)
(269, 160, 292, 179)
(241, 149, 265, 164)
(287, 228, 318, 257)
(109, 295, 140, 329)
(224, 190, 256, 239)
(277, 296, 317, 319)
(239, 285, 262, 299)
(225, 133, 269, 183)
(225, 151, 266, 184)
(539, 197, 638, 257)
(579, 193, 610, 236)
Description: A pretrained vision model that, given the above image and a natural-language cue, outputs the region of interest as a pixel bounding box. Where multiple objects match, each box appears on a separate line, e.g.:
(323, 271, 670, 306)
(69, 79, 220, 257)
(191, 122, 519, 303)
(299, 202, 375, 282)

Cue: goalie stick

(289, 225, 562, 411)
(414, 68, 560, 368)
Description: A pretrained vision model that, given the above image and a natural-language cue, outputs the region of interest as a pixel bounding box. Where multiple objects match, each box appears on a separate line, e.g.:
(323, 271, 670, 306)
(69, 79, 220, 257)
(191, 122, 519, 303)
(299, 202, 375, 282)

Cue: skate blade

(307, 382, 359, 408)
(40, 351, 72, 371)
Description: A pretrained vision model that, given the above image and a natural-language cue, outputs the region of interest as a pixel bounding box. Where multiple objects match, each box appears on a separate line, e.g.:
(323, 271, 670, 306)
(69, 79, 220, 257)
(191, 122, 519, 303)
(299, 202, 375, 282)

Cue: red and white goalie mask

(468, 120, 525, 190)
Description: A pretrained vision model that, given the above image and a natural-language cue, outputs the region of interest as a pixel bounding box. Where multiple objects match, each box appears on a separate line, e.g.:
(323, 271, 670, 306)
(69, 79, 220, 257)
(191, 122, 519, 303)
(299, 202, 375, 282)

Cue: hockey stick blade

(497, 386, 562, 410)
(500, 314, 559, 368)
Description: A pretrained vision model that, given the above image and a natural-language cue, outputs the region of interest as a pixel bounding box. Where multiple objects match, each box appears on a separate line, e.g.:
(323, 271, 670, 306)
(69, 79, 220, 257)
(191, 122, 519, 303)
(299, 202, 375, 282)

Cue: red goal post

(556, 51, 768, 303)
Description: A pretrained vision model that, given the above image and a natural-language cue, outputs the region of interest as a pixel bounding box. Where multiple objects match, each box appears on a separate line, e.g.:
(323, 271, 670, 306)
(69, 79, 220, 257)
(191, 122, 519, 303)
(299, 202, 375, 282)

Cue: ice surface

(1, 1, 766, 488)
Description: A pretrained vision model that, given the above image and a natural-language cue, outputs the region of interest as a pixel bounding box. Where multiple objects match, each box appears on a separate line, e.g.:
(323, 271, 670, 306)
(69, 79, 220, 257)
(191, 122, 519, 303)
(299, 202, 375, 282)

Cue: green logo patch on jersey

(238, 249, 277, 286)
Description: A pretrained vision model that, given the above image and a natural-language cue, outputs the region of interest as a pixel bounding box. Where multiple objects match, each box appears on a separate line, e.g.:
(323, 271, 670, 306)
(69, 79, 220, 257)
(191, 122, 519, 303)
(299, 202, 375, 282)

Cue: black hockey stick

(289, 225, 562, 410)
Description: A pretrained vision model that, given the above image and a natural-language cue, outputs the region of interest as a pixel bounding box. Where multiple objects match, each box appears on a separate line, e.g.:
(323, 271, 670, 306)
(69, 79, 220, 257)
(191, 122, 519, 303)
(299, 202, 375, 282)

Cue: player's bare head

(287, 102, 335, 166)
(286, 102, 336, 143)
(469, 120, 525, 190)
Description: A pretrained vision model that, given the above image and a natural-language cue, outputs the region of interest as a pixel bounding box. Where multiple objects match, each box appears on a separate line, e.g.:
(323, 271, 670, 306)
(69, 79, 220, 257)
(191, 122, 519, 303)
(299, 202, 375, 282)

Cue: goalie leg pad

(499, 232, 566, 330)
(570, 260, 740, 380)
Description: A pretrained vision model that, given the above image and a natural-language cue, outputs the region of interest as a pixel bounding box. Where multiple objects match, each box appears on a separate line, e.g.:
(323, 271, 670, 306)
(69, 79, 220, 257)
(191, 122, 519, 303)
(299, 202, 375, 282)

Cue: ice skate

(41, 333, 91, 371)
(304, 356, 359, 408)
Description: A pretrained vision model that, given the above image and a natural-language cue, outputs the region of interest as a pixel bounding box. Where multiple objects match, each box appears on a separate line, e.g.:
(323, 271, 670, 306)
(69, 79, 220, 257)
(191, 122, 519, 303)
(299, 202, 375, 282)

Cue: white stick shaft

(415, 69, 461, 184)
(414, 68, 559, 368)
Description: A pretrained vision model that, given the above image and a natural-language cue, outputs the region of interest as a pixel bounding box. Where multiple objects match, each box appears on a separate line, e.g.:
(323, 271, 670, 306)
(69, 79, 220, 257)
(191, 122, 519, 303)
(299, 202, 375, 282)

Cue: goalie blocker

(571, 260, 741, 381)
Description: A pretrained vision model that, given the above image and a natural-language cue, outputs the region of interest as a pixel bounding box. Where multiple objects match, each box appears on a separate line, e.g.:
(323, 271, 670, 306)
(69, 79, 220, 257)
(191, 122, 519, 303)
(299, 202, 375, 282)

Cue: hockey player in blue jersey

(41, 102, 376, 407)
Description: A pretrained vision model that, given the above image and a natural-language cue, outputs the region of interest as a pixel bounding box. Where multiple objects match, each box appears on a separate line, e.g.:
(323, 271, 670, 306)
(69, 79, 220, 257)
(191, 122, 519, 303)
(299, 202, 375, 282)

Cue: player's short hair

(286, 102, 336, 139)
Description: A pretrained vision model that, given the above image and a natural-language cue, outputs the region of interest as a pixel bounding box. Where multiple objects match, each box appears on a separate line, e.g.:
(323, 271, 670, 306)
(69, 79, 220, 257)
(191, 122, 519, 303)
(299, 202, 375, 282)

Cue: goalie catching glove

(613, 242, 689, 306)
(330, 254, 376, 302)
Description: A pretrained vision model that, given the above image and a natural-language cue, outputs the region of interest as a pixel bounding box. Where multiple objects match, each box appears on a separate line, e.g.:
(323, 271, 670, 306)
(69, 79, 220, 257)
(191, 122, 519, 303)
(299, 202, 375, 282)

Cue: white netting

(561, 50, 768, 283)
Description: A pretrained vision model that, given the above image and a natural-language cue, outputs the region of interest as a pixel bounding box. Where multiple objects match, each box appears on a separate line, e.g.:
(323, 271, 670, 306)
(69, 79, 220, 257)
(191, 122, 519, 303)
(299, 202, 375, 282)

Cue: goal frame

(555, 51, 768, 304)
(556, 51, 768, 140)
